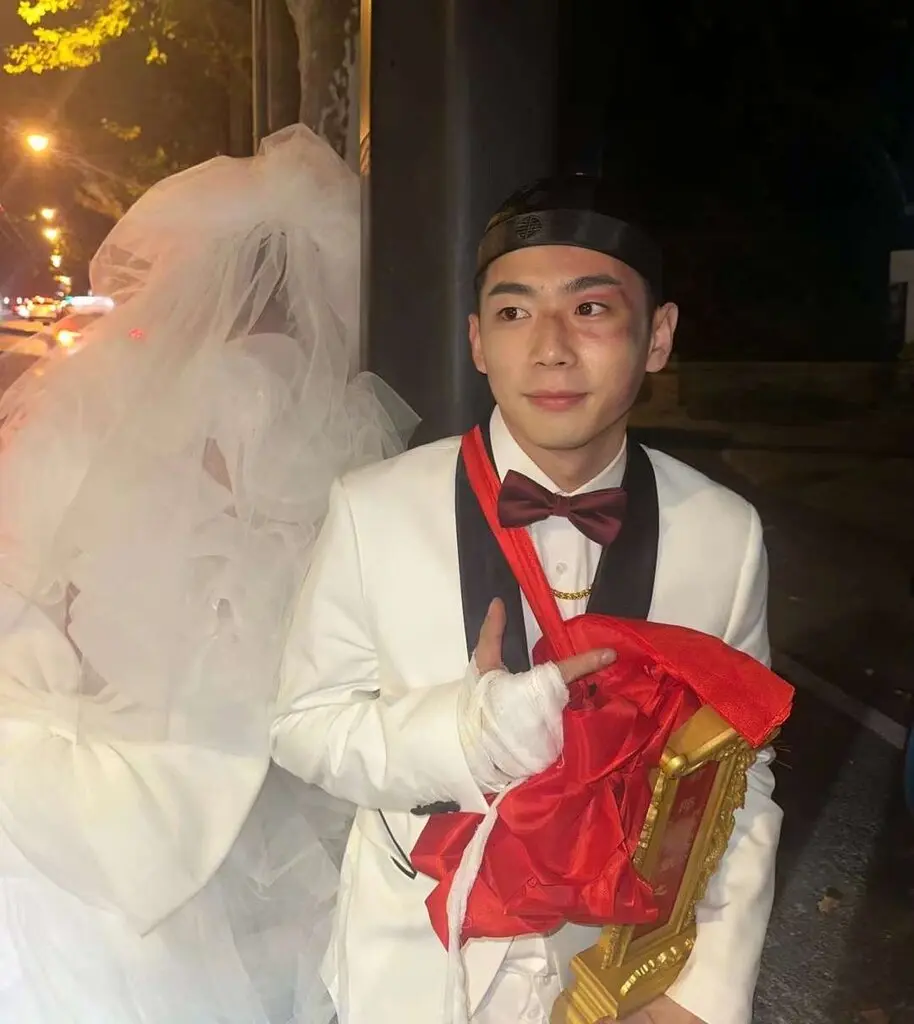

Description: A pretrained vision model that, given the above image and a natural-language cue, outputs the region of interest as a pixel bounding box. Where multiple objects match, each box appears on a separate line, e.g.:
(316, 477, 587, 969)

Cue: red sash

(410, 427, 794, 948)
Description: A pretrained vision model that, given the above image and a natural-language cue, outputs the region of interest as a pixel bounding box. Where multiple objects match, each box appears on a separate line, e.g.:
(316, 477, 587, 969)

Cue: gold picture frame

(552, 707, 760, 1022)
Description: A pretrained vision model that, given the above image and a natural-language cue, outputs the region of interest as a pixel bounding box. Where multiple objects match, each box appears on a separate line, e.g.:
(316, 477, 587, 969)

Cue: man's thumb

(557, 647, 616, 686)
(474, 598, 506, 673)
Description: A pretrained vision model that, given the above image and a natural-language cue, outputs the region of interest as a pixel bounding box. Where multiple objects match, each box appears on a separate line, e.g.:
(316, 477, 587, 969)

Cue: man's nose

(530, 312, 576, 366)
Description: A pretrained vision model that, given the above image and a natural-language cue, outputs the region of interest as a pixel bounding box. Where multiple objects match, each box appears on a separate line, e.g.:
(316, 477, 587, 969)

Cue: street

(758, 689, 911, 1024)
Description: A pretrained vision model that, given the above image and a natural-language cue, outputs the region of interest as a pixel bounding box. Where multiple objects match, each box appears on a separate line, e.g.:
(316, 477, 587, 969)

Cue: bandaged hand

(458, 598, 615, 790)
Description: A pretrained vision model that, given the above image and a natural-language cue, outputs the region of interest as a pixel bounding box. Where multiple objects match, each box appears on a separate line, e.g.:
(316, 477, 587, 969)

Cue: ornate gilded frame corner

(552, 708, 761, 1023)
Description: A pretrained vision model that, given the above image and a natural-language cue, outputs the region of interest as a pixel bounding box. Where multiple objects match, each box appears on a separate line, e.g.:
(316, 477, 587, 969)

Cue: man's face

(469, 245, 677, 457)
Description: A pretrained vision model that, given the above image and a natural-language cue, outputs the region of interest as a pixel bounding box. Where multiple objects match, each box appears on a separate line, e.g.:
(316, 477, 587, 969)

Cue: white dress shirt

(489, 408, 627, 640)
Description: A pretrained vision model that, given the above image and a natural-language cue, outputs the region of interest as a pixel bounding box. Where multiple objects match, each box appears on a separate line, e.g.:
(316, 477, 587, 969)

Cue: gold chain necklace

(551, 584, 592, 601)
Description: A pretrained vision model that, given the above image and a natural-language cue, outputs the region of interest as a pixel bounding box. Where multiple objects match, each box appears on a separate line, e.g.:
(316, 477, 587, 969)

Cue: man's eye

(497, 306, 529, 322)
(576, 301, 608, 317)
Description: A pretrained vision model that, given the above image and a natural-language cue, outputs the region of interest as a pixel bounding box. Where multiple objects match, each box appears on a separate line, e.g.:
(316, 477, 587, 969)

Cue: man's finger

(474, 598, 507, 674)
(556, 647, 616, 685)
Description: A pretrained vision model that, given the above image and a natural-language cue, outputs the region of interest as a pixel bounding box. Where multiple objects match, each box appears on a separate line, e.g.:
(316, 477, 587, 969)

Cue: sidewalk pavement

(756, 688, 913, 1024)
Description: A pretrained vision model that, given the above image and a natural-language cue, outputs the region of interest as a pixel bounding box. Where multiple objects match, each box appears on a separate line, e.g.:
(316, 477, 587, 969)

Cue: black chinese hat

(476, 175, 662, 297)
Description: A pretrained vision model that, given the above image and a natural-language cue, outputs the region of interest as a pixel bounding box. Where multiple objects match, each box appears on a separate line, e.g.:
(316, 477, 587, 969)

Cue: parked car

(14, 297, 61, 324)
(51, 309, 108, 351)
(50, 296, 114, 351)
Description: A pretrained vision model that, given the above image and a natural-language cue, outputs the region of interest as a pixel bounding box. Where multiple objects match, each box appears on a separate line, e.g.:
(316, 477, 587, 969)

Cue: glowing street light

(25, 133, 51, 154)
(39, 207, 56, 221)
(42, 226, 60, 243)
(50, 254, 62, 269)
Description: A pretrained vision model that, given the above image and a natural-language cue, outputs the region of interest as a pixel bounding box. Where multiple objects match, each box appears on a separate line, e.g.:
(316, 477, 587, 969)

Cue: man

(272, 176, 782, 1024)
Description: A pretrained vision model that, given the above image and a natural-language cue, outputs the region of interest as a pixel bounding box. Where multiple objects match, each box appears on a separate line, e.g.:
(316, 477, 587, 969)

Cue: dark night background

(557, 0, 914, 362)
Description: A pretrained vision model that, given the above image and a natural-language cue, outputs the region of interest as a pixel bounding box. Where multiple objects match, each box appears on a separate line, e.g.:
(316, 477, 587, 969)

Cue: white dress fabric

(0, 123, 415, 1023)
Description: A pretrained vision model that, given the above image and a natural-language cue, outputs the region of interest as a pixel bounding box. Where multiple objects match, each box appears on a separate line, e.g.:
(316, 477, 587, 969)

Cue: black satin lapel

(455, 435, 530, 673)
(587, 439, 659, 620)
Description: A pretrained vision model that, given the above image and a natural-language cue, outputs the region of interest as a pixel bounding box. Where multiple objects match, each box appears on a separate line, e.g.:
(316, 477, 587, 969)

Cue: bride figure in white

(0, 124, 414, 1023)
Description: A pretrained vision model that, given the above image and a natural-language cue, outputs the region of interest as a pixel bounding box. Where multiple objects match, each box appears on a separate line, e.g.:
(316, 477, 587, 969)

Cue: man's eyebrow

(485, 274, 623, 300)
(486, 280, 538, 299)
(563, 274, 622, 293)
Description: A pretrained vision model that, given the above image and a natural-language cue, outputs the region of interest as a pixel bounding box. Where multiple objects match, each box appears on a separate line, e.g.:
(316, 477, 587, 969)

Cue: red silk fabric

(410, 427, 794, 947)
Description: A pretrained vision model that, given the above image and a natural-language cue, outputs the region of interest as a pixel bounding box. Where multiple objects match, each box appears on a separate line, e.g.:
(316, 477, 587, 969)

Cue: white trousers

(471, 938, 562, 1024)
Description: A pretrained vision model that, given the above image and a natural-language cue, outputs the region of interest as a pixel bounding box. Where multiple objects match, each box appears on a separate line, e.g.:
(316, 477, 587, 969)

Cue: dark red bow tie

(497, 470, 628, 547)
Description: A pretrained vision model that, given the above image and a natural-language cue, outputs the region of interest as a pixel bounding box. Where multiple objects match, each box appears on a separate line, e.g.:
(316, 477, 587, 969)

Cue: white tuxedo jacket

(272, 429, 782, 1024)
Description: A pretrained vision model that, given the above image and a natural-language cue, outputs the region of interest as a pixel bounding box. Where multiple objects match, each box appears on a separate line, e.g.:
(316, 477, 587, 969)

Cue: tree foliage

(5, 0, 248, 82)
(7, 2, 145, 75)
(3, 0, 251, 232)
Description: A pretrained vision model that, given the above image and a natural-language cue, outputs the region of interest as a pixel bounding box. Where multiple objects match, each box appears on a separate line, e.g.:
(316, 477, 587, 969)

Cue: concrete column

(363, 0, 560, 442)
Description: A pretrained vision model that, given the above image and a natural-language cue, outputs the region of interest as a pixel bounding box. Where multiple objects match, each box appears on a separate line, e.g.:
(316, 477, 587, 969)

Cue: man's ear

(646, 302, 678, 374)
(469, 313, 487, 373)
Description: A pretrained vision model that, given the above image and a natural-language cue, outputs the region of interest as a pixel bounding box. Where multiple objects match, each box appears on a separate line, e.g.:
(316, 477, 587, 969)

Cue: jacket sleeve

(271, 478, 488, 814)
(666, 505, 783, 1024)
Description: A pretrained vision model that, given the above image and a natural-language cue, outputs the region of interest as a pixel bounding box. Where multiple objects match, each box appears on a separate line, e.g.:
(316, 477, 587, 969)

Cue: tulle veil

(0, 124, 416, 1022)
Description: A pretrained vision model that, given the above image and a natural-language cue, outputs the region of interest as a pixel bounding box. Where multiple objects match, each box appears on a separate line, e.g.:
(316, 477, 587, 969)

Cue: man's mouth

(525, 391, 587, 411)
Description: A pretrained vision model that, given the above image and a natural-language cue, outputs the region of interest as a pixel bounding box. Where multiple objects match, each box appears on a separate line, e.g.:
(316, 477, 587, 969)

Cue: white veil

(0, 125, 415, 1022)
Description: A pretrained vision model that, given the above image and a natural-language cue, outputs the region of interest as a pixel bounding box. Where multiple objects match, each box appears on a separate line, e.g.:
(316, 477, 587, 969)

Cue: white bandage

(458, 658, 568, 790)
